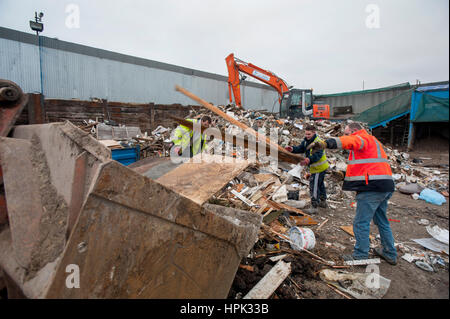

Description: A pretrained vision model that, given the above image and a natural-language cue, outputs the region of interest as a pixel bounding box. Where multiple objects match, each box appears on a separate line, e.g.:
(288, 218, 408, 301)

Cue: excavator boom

(226, 53, 289, 108)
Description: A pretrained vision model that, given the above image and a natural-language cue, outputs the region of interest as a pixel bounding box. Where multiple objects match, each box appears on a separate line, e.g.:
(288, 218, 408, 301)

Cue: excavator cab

(280, 89, 313, 118)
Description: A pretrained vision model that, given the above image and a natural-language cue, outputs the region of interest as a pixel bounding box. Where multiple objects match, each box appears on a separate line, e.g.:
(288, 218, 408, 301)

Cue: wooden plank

(156, 154, 250, 206)
(316, 218, 329, 231)
(98, 140, 122, 148)
(243, 260, 291, 299)
(290, 215, 319, 226)
(267, 200, 313, 219)
(230, 190, 256, 207)
(340, 225, 375, 240)
(340, 225, 355, 236)
(175, 85, 304, 163)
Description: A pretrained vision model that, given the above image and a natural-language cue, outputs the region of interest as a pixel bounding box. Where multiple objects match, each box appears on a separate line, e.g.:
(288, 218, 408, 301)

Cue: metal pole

(37, 31, 45, 118)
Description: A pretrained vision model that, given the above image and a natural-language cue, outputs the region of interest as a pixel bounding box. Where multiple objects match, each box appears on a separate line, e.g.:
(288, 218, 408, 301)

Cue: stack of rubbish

(77, 119, 174, 158)
(75, 100, 447, 299)
(75, 103, 448, 205)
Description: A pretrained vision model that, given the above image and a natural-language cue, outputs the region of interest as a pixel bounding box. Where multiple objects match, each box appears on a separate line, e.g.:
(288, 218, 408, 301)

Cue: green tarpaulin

(352, 89, 413, 128)
(412, 93, 449, 122)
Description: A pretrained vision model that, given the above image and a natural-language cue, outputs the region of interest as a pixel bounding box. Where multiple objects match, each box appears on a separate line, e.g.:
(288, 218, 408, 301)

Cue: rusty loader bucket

(0, 122, 261, 298)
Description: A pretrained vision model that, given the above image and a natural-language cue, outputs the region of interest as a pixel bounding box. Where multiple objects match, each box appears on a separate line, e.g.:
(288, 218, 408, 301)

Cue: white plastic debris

(426, 225, 449, 245)
(287, 164, 304, 179)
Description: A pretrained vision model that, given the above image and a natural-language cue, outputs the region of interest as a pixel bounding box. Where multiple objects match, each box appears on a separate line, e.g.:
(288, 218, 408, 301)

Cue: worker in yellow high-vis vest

(286, 124, 330, 211)
(171, 116, 212, 157)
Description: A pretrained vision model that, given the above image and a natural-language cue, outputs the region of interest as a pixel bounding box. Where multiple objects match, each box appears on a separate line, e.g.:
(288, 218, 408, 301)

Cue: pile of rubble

(76, 103, 448, 299)
(77, 119, 173, 158)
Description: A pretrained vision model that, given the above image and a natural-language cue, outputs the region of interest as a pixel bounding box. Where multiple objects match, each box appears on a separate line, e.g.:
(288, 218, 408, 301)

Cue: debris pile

(77, 119, 174, 158)
(77, 101, 448, 299)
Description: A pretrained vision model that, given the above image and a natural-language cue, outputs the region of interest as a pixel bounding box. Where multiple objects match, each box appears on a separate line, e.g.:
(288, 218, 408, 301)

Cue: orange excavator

(225, 53, 331, 119)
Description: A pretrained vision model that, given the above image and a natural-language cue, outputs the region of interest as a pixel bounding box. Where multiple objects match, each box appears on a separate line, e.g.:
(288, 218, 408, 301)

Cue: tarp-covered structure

(353, 83, 449, 149)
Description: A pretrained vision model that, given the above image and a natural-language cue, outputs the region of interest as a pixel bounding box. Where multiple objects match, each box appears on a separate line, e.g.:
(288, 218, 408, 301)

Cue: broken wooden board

(243, 260, 291, 299)
(254, 174, 277, 183)
(156, 154, 250, 206)
(230, 190, 256, 207)
(340, 225, 375, 241)
(290, 215, 319, 226)
(98, 139, 122, 149)
(267, 200, 315, 220)
(268, 220, 289, 235)
(262, 210, 283, 224)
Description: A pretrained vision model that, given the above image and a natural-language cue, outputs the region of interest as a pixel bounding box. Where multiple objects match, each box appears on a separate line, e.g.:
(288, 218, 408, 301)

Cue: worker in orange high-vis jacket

(307, 122, 397, 265)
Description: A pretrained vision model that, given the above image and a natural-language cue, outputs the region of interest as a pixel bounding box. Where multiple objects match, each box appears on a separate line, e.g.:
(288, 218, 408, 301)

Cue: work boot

(373, 247, 397, 265)
(318, 200, 328, 208)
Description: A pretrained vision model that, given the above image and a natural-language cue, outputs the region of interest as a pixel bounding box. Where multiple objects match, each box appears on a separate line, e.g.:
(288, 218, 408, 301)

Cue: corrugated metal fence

(0, 27, 279, 112)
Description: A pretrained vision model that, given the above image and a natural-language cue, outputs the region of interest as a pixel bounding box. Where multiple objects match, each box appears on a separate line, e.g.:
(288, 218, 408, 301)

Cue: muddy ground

(228, 150, 449, 299)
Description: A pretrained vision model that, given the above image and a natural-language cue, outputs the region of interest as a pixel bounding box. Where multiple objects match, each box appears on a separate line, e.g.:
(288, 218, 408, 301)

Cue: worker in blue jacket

(286, 124, 330, 210)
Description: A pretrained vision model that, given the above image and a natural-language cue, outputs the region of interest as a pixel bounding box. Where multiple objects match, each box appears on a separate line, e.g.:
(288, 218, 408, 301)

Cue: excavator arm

(225, 53, 290, 108)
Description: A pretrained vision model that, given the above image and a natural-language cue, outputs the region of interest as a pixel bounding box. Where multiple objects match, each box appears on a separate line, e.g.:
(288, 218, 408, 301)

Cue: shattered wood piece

(230, 190, 256, 207)
(156, 154, 249, 206)
(249, 177, 277, 198)
(262, 207, 274, 217)
(268, 200, 315, 220)
(239, 264, 255, 272)
(250, 190, 263, 202)
(254, 250, 283, 258)
(262, 209, 282, 224)
(269, 254, 288, 262)
(254, 174, 277, 183)
(256, 203, 269, 214)
(316, 218, 329, 231)
(290, 215, 319, 226)
(340, 225, 375, 240)
(344, 258, 381, 266)
(269, 220, 289, 234)
(243, 260, 292, 299)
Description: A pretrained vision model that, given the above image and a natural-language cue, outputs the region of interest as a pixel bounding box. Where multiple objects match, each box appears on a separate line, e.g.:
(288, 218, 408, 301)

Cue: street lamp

(29, 12, 44, 35)
(29, 11, 45, 102)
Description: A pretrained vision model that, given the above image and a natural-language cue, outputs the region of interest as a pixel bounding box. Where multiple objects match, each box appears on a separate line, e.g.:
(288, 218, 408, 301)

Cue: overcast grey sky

(0, 0, 448, 94)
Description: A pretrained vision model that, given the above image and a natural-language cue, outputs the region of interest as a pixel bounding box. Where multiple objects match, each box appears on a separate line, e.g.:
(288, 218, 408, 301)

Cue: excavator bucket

(0, 121, 261, 298)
